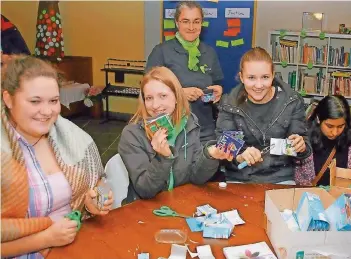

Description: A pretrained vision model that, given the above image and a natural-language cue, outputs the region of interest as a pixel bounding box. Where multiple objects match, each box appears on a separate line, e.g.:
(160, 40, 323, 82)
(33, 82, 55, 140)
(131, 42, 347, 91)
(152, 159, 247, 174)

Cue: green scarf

(175, 32, 201, 72)
(167, 115, 188, 191)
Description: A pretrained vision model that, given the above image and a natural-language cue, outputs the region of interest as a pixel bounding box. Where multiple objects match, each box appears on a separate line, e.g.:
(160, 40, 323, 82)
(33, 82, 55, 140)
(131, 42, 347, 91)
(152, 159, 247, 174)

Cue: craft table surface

(48, 183, 289, 259)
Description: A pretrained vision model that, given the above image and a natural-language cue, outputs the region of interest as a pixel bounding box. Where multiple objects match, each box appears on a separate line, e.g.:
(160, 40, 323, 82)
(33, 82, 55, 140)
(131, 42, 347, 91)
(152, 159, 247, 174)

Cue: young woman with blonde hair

(118, 66, 229, 200)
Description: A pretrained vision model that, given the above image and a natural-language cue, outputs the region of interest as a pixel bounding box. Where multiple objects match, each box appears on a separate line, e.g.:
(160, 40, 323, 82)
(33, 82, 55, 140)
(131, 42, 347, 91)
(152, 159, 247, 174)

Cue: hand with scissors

(237, 144, 275, 170)
(153, 206, 190, 218)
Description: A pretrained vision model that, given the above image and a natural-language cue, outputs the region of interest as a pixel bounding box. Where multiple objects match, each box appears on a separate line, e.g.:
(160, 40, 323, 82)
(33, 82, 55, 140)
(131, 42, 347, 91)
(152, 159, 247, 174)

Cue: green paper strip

(163, 19, 175, 29)
(216, 40, 229, 48)
(307, 61, 313, 69)
(202, 21, 209, 27)
(318, 185, 331, 191)
(231, 38, 244, 47)
(300, 29, 306, 38)
(319, 32, 325, 40)
(281, 60, 288, 67)
(200, 64, 208, 74)
(65, 210, 82, 230)
(165, 35, 175, 41)
(279, 29, 286, 38)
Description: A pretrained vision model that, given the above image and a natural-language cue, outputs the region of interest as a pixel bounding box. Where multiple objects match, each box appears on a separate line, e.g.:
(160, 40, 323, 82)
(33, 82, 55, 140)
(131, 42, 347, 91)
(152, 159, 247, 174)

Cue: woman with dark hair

(295, 95, 351, 186)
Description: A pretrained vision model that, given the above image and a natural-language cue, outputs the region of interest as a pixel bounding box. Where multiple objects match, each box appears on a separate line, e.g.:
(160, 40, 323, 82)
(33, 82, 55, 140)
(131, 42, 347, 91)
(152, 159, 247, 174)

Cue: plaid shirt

(13, 129, 54, 259)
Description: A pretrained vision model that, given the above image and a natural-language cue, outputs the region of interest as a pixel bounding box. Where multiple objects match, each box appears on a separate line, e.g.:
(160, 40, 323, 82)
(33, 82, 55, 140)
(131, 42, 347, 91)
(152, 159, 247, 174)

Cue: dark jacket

(146, 39, 224, 143)
(216, 78, 312, 183)
(1, 15, 31, 55)
(118, 113, 219, 200)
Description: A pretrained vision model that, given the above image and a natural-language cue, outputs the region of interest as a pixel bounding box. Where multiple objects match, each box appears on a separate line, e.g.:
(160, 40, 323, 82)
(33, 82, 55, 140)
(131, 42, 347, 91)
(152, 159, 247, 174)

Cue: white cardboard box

(265, 187, 351, 258)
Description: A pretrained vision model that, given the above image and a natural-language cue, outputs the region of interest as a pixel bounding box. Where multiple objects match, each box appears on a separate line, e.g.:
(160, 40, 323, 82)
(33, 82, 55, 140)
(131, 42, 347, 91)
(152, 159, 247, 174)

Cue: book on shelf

(272, 38, 298, 63)
(327, 73, 351, 97)
(287, 71, 297, 89)
(328, 46, 351, 67)
(304, 70, 351, 97)
(289, 69, 350, 98)
(301, 43, 328, 65)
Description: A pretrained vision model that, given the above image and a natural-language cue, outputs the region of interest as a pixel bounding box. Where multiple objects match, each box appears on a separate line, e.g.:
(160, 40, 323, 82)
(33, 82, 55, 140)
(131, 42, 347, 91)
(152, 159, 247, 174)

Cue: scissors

(153, 206, 189, 218)
(238, 144, 275, 170)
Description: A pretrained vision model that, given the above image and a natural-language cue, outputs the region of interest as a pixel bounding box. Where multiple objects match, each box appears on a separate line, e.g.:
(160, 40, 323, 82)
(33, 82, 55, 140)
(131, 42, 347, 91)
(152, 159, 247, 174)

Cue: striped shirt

(12, 129, 71, 259)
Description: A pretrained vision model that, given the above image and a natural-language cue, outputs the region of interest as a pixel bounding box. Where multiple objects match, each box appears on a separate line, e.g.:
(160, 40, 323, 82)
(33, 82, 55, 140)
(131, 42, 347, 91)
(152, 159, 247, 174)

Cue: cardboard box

(265, 187, 351, 258)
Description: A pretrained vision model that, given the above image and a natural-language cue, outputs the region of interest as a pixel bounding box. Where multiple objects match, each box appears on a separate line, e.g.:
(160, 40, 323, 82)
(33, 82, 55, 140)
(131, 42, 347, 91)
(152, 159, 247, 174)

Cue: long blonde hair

(130, 66, 190, 139)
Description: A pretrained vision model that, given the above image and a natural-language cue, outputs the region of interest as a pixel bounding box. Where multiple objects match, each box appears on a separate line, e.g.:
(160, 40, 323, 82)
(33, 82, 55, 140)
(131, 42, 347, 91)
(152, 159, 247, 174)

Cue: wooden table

(48, 183, 287, 259)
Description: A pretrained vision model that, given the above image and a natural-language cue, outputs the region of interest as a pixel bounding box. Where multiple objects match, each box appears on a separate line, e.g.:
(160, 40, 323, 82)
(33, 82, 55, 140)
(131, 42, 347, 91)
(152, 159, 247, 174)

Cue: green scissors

(153, 206, 189, 218)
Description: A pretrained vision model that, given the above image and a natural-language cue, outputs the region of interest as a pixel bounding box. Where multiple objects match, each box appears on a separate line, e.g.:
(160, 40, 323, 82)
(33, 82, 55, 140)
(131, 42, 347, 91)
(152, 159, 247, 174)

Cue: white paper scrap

(165, 9, 175, 19)
(196, 245, 215, 259)
(168, 244, 187, 259)
(222, 210, 245, 226)
(186, 246, 198, 259)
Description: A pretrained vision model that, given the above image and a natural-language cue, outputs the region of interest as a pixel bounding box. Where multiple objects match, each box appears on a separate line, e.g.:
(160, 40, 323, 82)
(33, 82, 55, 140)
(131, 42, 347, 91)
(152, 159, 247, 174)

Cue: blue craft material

(186, 217, 205, 232)
(202, 214, 234, 239)
(295, 192, 330, 231)
(201, 89, 215, 103)
(325, 194, 351, 231)
(138, 253, 150, 259)
(203, 219, 233, 239)
(196, 204, 217, 216)
(216, 132, 244, 157)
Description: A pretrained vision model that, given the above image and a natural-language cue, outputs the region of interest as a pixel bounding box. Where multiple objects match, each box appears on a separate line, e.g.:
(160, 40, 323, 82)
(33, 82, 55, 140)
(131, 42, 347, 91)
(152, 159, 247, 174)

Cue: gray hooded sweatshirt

(216, 78, 312, 183)
(118, 113, 219, 200)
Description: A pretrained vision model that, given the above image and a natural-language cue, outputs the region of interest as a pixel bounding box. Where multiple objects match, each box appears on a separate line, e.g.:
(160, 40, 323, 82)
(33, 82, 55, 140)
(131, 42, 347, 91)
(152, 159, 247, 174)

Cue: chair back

(104, 153, 129, 209)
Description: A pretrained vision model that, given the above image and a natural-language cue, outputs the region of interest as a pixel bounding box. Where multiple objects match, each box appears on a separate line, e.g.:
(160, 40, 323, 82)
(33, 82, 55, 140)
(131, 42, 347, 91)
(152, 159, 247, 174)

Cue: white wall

(255, 1, 351, 48)
(144, 1, 162, 60)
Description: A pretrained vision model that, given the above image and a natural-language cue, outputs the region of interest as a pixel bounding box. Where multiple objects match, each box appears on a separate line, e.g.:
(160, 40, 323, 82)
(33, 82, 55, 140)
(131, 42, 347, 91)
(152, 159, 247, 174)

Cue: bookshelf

(268, 30, 351, 103)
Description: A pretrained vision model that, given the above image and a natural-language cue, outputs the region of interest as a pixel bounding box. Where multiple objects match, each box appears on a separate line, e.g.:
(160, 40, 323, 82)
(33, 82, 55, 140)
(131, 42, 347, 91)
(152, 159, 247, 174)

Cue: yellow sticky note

(165, 35, 175, 41)
(202, 21, 209, 27)
(208, 0, 219, 3)
(216, 40, 229, 48)
(231, 38, 244, 46)
(164, 19, 175, 29)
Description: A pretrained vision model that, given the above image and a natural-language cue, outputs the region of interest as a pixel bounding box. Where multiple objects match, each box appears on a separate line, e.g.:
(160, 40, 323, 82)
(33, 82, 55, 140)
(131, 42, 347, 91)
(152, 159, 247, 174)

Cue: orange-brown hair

(130, 66, 190, 139)
(237, 47, 274, 103)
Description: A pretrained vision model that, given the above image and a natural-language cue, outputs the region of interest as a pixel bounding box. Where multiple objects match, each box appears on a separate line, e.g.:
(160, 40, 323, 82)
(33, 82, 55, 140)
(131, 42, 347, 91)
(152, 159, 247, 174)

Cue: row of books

(299, 44, 351, 67)
(278, 70, 351, 97)
(327, 46, 351, 67)
(272, 38, 351, 67)
(301, 43, 328, 65)
(272, 39, 298, 63)
(324, 73, 351, 97)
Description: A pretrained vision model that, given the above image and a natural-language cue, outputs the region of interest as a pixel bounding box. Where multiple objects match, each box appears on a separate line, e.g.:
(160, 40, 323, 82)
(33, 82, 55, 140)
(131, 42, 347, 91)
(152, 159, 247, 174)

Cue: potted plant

(84, 86, 103, 119)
